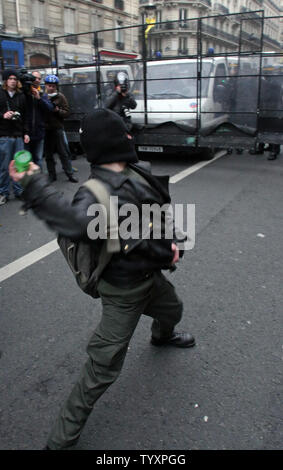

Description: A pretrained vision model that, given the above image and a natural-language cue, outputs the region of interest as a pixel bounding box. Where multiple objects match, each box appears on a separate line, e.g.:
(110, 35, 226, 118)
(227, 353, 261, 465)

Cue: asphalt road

(0, 149, 282, 451)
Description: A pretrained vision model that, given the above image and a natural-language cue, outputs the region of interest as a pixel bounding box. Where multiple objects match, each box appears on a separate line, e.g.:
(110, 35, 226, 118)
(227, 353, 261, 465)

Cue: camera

(120, 105, 132, 131)
(11, 111, 21, 121)
(121, 106, 131, 118)
(120, 83, 128, 93)
(17, 68, 36, 93)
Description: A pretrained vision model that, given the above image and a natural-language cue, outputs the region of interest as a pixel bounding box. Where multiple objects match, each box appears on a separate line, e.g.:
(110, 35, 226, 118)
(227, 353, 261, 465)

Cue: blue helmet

(45, 74, 59, 84)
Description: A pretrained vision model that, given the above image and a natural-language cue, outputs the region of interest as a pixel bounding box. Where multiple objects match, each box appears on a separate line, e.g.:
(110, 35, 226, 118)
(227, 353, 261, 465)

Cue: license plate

(138, 146, 163, 153)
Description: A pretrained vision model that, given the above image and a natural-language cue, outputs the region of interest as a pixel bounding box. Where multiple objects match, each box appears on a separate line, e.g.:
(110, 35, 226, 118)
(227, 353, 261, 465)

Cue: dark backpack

(57, 179, 120, 298)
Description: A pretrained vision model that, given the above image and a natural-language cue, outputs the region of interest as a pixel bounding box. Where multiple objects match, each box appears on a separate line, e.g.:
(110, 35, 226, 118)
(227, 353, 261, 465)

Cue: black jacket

(26, 93, 54, 140)
(22, 162, 180, 287)
(44, 92, 70, 130)
(0, 88, 29, 137)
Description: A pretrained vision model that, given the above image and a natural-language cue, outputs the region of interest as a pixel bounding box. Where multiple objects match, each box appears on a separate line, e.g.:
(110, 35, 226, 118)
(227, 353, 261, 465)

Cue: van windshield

(132, 62, 212, 99)
(72, 71, 97, 84)
(71, 68, 130, 85)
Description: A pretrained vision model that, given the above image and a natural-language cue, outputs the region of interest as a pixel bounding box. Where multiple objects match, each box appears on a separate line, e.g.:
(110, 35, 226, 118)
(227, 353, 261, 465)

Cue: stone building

(0, 0, 140, 69)
(139, 0, 282, 57)
(0, 0, 281, 70)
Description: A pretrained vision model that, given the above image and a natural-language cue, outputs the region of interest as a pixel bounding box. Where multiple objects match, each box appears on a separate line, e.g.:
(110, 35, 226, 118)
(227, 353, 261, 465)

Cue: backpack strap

(81, 178, 121, 286)
(83, 179, 120, 254)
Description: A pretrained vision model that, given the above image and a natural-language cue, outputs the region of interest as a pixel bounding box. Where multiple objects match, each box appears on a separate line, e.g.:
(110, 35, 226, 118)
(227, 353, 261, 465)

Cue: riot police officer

(259, 67, 282, 160)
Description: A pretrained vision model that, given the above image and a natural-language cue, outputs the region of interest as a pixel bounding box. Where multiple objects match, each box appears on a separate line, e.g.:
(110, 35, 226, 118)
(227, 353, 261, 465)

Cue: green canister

(14, 150, 32, 173)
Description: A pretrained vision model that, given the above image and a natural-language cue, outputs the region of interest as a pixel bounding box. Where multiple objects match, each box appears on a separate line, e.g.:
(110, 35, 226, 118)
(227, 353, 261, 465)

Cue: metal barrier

(51, 12, 282, 154)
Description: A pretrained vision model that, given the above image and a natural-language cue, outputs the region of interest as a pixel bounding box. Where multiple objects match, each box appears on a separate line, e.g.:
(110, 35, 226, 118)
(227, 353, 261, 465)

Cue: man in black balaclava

(9, 108, 195, 450)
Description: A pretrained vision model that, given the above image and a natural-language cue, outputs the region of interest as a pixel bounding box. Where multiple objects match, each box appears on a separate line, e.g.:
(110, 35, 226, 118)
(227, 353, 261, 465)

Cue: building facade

(0, 0, 140, 69)
(139, 0, 282, 57)
(0, 0, 281, 71)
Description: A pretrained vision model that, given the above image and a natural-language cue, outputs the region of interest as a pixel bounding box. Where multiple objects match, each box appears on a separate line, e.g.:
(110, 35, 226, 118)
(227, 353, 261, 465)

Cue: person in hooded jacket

(9, 108, 195, 450)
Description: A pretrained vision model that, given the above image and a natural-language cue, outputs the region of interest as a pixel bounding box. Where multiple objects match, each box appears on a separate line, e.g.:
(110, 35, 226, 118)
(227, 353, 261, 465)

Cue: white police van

(130, 57, 229, 157)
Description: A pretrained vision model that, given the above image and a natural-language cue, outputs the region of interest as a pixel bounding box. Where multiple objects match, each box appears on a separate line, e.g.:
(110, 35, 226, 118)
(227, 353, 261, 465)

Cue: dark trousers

(0, 136, 24, 196)
(47, 271, 183, 449)
(25, 138, 44, 170)
(44, 128, 73, 177)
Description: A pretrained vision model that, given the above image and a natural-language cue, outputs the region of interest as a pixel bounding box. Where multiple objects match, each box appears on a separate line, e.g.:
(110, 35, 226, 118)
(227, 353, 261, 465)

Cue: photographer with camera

(105, 72, 137, 131)
(24, 70, 54, 170)
(43, 74, 78, 183)
(0, 69, 30, 205)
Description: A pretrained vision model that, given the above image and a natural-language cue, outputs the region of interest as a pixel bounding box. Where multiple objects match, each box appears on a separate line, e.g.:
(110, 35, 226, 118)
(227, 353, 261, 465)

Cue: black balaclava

(79, 108, 138, 165)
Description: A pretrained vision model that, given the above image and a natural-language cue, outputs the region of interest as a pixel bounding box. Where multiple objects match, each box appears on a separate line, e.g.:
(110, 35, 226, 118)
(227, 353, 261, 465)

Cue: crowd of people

(0, 69, 78, 208)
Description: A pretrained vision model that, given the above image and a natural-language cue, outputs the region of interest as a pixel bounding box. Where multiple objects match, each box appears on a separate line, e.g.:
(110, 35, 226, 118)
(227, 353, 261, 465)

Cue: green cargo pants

(47, 271, 183, 449)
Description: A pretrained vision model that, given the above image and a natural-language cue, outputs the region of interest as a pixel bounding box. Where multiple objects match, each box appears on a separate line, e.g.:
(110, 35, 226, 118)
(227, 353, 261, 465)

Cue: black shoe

(267, 153, 277, 160)
(49, 174, 57, 183)
(43, 446, 51, 450)
(151, 332, 196, 348)
(67, 175, 78, 183)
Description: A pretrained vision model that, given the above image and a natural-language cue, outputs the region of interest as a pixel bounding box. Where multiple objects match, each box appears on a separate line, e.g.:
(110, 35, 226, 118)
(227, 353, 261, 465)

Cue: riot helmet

(114, 72, 129, 92)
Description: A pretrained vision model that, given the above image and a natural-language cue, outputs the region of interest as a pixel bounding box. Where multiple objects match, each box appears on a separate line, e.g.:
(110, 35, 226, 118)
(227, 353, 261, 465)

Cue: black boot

(49, 174, 57, 183)
(151, 332, 196, 348)
(67, 174, 78, 183)
(267, 152, 277, 160)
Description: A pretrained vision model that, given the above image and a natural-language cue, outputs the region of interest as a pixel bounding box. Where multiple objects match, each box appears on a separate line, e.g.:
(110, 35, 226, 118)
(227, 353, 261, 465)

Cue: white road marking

(0, 150, 227, 283)
(0, 239, 59, 283)
(169, 150, 227, 184)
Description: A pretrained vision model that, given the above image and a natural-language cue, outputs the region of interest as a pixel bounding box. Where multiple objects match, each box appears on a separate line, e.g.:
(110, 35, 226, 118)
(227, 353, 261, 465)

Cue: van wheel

(200, 148, 215, 161)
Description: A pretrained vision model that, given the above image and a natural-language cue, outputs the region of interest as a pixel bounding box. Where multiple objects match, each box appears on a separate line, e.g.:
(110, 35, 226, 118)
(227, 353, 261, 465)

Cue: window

(151, 37, 162, 55)
(215, 64, 227, 86)
(64, 7, 75, 34)
(33, 0, 45, 29)
(106, 69, 129, 82)
(64, 7, 77, 43)
(91, 13, 103, 32)
(114, 0, 124, 10)
(4, 50, 19, 66)
(156, 10, 162, 29)
(178, 37, 188, 53)
(0, 0, 3, 26)
(132, 63, 213, 99)
(92, 13, 103, 46)
(115, 20, 124, 49)
(179, 8, 187, 28)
